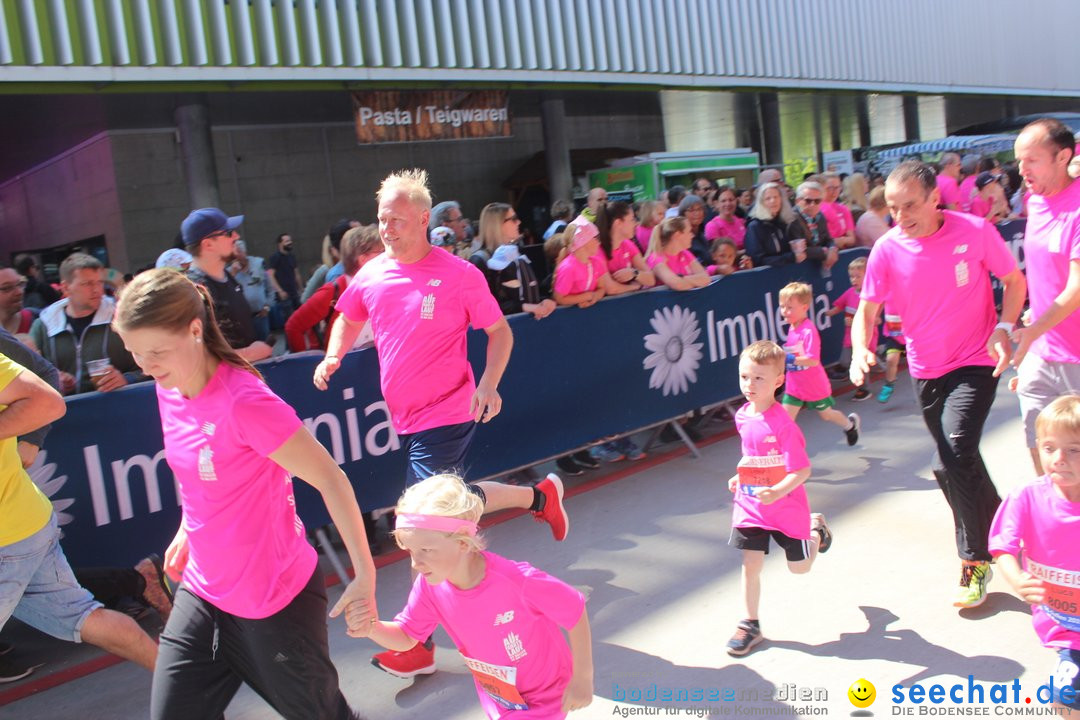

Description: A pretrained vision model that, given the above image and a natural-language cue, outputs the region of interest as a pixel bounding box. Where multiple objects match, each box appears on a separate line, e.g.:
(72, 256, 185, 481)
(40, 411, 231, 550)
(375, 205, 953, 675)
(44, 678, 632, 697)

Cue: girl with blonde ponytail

(113, 268, 377, 720)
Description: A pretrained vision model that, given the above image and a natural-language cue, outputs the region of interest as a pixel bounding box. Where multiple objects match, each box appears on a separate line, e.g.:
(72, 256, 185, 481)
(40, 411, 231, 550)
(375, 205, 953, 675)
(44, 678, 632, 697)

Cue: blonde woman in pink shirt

(553, 222, 642, 307)
(634, 200, 664, 253)
(645, 217, 711, 291)
(115, 269, 376, 720)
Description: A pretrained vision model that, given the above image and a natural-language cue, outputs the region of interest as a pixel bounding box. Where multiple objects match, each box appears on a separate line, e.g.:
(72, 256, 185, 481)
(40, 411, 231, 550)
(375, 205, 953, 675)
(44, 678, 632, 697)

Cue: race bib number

(884, 314, 904, 339)
(1026, 559, 1080, 632)
(461, 655, 528, 711)
(737, 455, 787, 493)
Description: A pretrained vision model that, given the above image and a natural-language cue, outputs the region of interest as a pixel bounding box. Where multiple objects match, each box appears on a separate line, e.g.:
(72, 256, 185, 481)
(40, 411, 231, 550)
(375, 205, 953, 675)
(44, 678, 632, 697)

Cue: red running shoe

(533, 474, 569, 541)
(371, 640, 436, 679)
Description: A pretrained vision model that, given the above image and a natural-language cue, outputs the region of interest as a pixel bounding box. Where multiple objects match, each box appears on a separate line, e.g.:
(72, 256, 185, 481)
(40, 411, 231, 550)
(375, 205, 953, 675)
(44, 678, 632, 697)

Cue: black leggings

(150, 566, 360, 720)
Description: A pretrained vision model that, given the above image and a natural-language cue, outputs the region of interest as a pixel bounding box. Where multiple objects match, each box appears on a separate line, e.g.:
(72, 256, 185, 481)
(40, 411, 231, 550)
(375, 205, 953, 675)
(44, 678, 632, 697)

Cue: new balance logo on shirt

(494, 611, 515, 626)
(427, 278, 442, 286)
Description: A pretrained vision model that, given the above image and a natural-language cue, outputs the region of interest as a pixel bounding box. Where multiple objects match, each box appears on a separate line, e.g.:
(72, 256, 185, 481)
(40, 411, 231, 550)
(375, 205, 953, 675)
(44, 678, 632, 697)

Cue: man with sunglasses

(181, 208, 273, 362)
(0, 266, 34, 340)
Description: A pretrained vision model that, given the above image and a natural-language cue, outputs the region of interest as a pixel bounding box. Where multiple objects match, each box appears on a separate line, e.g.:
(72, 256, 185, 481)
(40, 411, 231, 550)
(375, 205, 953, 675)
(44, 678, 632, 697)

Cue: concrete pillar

(759, 92, 783, 167)
(855, 94, 871, 147)
(812, 95, 824, 173)
(828, 95, 842, 151)
(175, 98, 221, 209)
(539, 93, 572, 202)
(734, 91, 761, 153)
(902, 95, 921, 142)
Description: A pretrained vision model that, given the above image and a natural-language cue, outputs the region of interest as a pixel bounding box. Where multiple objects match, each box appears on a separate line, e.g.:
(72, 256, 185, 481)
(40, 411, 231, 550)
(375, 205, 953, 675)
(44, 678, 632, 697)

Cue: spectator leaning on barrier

(635, 199, 665, 252)
(971, 172, 1011, 224)
(843, 172, 870, 221)
(704, 186, 748, 250)
(935, 152, 964, 210)
(790, 181, 839, 273)
(645, 216, 711, 291)
(819, 172, 856, 249)
(744, 182, 803, 268)
(477, 203, 556, 320)
(597, 201, 656, 289)
(286, 225, 383, 353)
(855, 186, 892, 247)
(677, 194, 713, 267)
(664, 185, 686, 218)
(0, 265, 35, 342)
(229, 240, 274, 343)
(182, 208, 273, 363)
(708, 238, 753, 277)
(554, 221, 643, 308)
(29, 253, 141, 395)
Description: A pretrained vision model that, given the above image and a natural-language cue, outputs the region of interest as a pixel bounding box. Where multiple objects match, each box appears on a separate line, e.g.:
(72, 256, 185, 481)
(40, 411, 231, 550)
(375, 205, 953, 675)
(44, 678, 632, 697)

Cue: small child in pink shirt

(359, 474, 594, 719)
(726, 341, 833, 657)
(824, 257, 877, 400)
(989, 395, 1080, 711)
(780, 282, 861, 446)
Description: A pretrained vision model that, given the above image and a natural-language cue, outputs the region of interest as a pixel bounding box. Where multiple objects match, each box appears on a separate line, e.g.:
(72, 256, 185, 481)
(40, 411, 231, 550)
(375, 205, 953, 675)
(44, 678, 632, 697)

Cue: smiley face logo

(848, 678, 876, 708)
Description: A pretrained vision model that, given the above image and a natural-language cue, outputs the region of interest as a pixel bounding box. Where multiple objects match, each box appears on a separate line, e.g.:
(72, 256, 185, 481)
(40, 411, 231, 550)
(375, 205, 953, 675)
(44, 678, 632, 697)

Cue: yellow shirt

(0, 354, 53, 546)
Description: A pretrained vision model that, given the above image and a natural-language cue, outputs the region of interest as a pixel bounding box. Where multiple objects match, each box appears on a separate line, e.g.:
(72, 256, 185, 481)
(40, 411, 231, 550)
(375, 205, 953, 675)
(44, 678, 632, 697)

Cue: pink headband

(396, 513, 478, 536)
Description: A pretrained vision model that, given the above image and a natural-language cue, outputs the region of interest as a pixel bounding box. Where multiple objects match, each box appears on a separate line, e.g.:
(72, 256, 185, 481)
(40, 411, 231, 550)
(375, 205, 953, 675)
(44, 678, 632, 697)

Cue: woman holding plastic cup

(744, 181, 805, 267)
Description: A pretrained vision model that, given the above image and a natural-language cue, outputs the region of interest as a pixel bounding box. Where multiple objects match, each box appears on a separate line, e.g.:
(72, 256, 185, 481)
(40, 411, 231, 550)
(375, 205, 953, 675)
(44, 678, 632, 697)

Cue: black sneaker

(845, 413, 860, 446)
(726, 620, 763, 656)
(827, 365, 849, 380)
(0, 657, 37, 684)
(555, 456, 584, 477)
(0, 642, 11, 656)
(852, 387, 871, 401)
(811, 513, 833, 553)
(572, 450, 600, 469)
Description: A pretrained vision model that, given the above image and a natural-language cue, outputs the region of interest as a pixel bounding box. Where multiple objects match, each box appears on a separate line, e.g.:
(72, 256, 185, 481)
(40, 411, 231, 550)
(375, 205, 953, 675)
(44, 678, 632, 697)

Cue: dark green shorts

(781, 393, 835, 411)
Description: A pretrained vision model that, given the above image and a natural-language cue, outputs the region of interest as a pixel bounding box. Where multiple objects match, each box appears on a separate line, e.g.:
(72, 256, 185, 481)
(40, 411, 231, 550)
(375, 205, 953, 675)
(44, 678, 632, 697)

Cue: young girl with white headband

(354, 473, 594, 718)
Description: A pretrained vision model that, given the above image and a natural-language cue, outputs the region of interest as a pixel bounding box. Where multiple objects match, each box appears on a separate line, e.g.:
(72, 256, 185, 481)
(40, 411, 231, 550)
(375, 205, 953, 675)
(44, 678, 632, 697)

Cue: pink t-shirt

(605, 238, 642, 274)
(958, 175, 978, 213)
(855, 211, 890, 247)
(157, 363, 313, 619)
(936, 174, 962, 209)
(989, 476, 1080, 650)
(732, 402, 812, 540)
(820, 201, 855, 240)
(554, 252, 607, 296)
(833, 287, 859, 348)
(1024, 178, 1080, 364)
(646, 249, 696, 276)
(634, 225, 652, 253)
(704, 215, 747, 249)
(861, 211, 1018, 379)
(337, 247, 503, 435)
(969, 194, 992, 219)
(783, 318, 833, 402)
(395, 552, 586, 719)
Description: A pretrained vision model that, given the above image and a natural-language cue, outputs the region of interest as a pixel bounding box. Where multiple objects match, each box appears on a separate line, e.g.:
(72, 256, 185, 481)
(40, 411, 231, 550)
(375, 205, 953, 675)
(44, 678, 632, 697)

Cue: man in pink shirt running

(1011, 118, 1080, 474)
(313, 169, 570, 679)
(850, 160, 1026, 611)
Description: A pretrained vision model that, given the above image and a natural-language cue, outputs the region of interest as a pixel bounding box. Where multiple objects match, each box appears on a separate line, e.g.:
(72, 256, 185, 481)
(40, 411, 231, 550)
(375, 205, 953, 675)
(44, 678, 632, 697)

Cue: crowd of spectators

(1, 151, 1029, 404)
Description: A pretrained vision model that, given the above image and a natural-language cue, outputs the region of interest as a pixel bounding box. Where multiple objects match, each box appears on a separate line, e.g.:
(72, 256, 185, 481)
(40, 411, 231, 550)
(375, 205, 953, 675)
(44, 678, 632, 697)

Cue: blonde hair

(779, 281, 812, 306)
(394, 474, 487, 552)
(844, 173, 869, 212)
(637, 200, 662, 228)
(848, 257, 867, 272)
(741, 340, 786, 373)
(377, 169, 432, 211)
(647, 216, 689, 257)
(1036, 395, 1080, 441)
(868, 186, 887, 211)
(478, 202, 514, 256)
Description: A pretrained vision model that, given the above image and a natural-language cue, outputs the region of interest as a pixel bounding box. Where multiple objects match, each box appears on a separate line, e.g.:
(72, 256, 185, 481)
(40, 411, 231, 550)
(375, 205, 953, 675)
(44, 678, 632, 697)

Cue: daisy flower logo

(642, 305, 704, 396)
(28, 450, 75, 530)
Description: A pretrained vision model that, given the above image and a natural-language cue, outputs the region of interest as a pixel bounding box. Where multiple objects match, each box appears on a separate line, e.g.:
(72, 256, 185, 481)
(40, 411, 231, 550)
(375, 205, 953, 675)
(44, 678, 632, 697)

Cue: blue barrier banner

(36, 251, 867, 567)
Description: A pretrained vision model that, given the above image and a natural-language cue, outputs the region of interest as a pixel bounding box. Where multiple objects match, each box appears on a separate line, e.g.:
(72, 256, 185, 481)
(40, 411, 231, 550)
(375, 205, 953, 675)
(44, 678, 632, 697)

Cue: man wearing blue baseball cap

(181, 208, 273, 362)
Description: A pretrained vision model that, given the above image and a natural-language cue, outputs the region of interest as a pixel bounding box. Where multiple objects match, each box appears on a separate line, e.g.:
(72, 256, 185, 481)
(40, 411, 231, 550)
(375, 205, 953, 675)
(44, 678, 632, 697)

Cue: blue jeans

(0, 513, 101, 642)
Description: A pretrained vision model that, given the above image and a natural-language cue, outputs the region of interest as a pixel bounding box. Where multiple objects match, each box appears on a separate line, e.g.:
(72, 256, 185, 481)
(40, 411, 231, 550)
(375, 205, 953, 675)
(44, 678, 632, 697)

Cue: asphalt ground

(1, 370, 1067, 719)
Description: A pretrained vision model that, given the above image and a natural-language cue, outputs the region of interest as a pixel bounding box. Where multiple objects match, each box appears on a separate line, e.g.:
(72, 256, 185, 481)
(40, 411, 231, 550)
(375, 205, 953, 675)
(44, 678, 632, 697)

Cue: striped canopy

(876, 134, 1017, 159)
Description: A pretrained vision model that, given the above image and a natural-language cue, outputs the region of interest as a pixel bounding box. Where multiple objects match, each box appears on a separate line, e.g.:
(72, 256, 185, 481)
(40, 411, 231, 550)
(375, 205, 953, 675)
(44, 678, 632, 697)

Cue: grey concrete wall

(0, 134, 127, 270)
(111, 112, 665, 275)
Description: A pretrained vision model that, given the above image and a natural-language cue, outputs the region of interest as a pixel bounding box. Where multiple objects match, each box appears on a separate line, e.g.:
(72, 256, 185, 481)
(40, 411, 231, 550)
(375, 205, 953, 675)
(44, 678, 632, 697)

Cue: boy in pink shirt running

(726, 341, 833, 656)
(780, 282, 860, 446)
(357, 474, 594, 719)
(989, 395, 1080, 711)
(824, 257, 877, 400)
